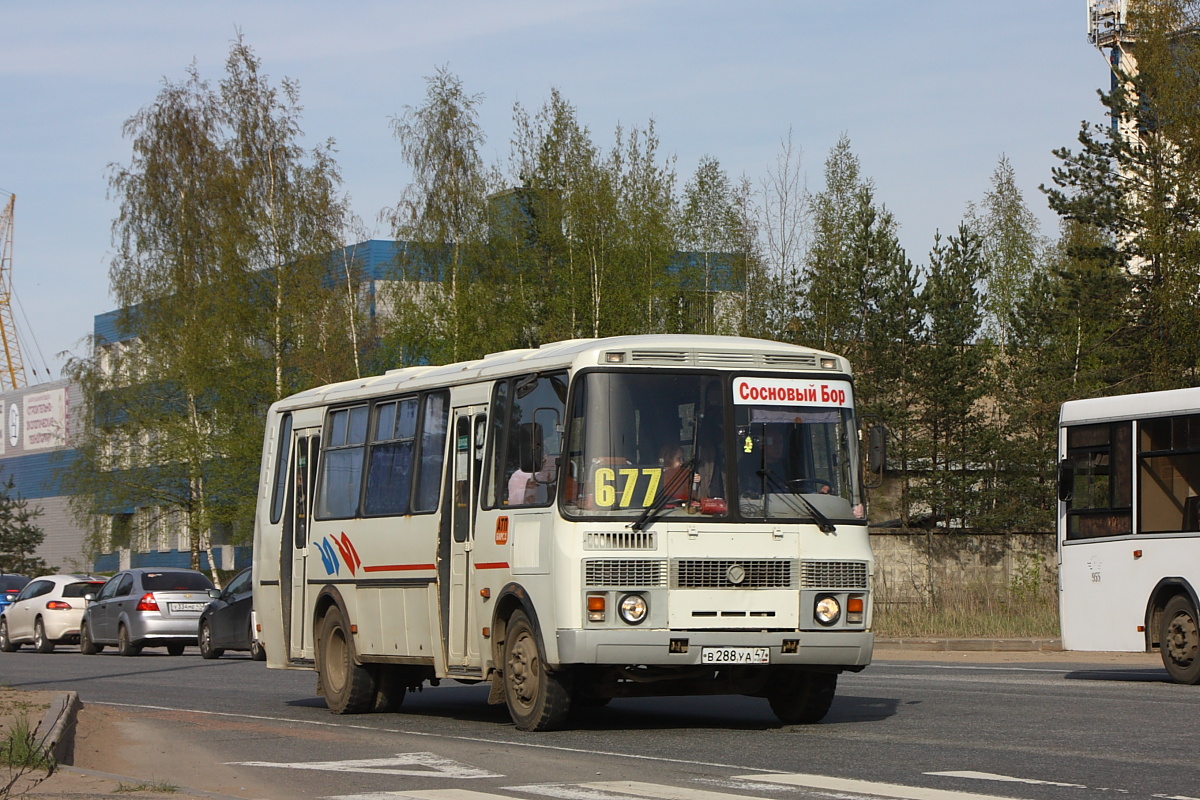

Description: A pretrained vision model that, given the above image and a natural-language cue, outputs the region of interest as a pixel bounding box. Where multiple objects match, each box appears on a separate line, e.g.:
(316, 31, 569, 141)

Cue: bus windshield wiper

(757, 469, 837, 533)
(631, 452, 698, 531)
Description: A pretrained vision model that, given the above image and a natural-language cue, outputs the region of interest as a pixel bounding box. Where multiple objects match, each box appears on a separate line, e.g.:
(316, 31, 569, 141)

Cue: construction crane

(0, 193, 26, 391)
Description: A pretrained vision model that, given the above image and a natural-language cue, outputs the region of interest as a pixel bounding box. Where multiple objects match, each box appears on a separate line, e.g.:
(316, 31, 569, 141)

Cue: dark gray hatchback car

(80, 568, 214, 656)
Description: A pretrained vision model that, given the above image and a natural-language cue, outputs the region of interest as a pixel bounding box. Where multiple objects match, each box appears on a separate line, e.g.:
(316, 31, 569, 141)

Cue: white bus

(1059, 387, 1200, 683)
(253, 335, 874, 730)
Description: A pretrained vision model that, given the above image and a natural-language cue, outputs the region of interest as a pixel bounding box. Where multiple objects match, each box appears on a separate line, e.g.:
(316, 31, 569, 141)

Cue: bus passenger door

(282, 431, 319, 661)
(447, 408, 486, 669)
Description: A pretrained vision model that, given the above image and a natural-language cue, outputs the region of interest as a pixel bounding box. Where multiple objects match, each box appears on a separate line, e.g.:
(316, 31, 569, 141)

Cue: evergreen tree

(910, 225, 990, 529)
(802, 136, 900, 368)
(1043, 0, 1200, 390)
(967, 155, 1046, 347)
(0, 478, 46, 575)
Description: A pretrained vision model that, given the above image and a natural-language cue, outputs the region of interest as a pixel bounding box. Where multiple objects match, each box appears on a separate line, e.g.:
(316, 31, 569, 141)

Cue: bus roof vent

(629, 350, 689, 364)
(764, 353, 819, 368)
(697, 351, 755, 366)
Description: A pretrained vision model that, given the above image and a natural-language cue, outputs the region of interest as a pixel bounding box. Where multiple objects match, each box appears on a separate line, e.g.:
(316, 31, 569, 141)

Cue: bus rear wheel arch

(1160, 595, 1200, 684)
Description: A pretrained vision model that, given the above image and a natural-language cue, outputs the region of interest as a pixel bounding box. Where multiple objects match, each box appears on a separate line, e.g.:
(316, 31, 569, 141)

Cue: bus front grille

(584, 531, 657, 550)
(671, 559, 796, 589)
(801, 560, 869, 589)
(584, 559, 668, 587)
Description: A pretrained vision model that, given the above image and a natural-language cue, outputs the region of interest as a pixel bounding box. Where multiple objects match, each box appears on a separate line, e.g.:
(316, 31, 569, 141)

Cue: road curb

(37, 690, 80, 765)
(876, 637, 1063, 652)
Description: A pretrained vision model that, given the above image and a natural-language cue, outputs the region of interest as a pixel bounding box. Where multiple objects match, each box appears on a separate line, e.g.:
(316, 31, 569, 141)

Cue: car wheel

(34, 618, 54, 654)
(199, 621, 223, 659)
(249, 626, 266, 662)
(502, 610, 572, 731)
(166, 642, 186, 656)
(318, 606, 374, 714)
(767, 669, 837, 724)
(117, 624, 142, 657)
(0, 618, 16, 652)
(1161, 595, 1200, 684)
(79, 622, 101, 655)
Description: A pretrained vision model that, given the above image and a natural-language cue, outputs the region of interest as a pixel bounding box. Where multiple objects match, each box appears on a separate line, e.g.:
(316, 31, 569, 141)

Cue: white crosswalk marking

(325, 771, 1040, 800)
(738, 772, 1028, 800)
(329, 791, 517, 800)
(519, 781, 773, 800)
(580, 781, 773, 800)
(232, 752, 501, 779)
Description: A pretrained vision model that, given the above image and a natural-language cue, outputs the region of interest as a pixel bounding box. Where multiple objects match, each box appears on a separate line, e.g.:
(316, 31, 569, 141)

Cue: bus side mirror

(1058, 459, 1074, 503)
(867, 425, 887, 473)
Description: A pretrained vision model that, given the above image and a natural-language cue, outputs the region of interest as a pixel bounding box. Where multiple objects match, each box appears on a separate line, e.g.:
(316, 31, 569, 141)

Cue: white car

(0, 575, 107, 653)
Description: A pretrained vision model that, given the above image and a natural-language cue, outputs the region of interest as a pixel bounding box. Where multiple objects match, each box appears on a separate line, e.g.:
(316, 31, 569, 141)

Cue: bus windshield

(562, 371, 864, 524)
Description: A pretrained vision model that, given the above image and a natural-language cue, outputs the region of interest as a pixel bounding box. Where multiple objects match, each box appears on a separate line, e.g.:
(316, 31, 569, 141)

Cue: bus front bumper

(555, 629, 873, 668)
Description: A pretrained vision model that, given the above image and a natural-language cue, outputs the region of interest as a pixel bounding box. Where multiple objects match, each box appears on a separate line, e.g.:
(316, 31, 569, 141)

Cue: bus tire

(1160, 595, 1200, 684)
(318, 606, 375, 714)
(502, 610, 572, 731)
(372, 665, 407, 712)
(767, 669, 837, 724)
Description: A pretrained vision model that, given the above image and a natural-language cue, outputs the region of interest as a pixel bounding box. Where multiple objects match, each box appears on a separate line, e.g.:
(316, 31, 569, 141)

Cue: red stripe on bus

(473, 562, 510, 570)
(362, 564, 437, 572)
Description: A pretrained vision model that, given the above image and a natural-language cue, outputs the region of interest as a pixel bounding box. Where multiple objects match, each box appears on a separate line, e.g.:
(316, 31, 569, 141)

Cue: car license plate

(700, 646, 770, 664)
(169, 602, 206, 613)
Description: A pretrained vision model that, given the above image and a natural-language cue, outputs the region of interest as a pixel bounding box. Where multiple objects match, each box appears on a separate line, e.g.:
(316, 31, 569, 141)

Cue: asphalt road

(1, 646, 1195, 800)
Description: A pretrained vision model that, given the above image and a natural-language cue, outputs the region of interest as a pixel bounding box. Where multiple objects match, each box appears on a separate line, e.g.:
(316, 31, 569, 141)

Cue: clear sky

(3, 1, 1107, 382)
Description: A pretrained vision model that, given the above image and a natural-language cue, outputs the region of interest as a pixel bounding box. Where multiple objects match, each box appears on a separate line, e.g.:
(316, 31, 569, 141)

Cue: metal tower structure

(0, 194, 27, 391)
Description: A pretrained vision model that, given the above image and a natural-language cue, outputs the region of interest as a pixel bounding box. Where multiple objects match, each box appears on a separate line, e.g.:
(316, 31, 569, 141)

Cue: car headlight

(815, 595, 841, 626)
(618, 593, 648, 625)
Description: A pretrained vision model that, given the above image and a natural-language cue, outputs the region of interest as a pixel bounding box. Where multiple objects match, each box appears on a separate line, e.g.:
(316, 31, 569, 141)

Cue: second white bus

(253, 335, 874, 729)
(1060, 387, 1200, 683)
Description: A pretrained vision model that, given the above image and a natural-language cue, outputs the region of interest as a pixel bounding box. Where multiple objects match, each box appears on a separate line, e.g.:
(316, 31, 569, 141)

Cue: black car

(198, 567, 264, 660)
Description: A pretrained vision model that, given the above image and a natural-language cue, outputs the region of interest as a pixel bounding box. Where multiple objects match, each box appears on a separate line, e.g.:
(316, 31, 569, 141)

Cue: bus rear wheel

(1161, 595, 1200, 684)
(767, 669, 837, 724)
(318, 606, 375, 714)
(502, 610, 571, 731)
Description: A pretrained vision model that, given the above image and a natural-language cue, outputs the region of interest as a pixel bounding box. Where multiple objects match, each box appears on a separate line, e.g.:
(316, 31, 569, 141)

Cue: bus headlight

(814, 595, 841, 626)
(618, 593, 648, 625)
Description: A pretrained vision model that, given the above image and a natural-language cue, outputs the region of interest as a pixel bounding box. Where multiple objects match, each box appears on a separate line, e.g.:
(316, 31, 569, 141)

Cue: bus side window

(270, 414, 292, 525)
(414, 391, 449, 513)
(1064, 422, 1132, 540)
(488, 372, 566, 508)
(1139, 414, 1200, 533)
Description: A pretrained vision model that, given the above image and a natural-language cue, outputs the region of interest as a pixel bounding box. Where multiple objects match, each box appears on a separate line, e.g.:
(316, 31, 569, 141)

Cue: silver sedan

(80, 568, 215, 656)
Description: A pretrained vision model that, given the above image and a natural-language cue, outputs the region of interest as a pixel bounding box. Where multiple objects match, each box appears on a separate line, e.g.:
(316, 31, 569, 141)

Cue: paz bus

(1059, 387, 1200, 683)
(252, 335, 874, 730)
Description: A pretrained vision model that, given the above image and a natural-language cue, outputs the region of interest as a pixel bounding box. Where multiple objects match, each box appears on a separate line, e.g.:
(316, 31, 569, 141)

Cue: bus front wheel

(767, 669, 837, 724)
(1161, 595, 1200, 684)
(318, 606, 376, 713)
(502, 610, 571, 731)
